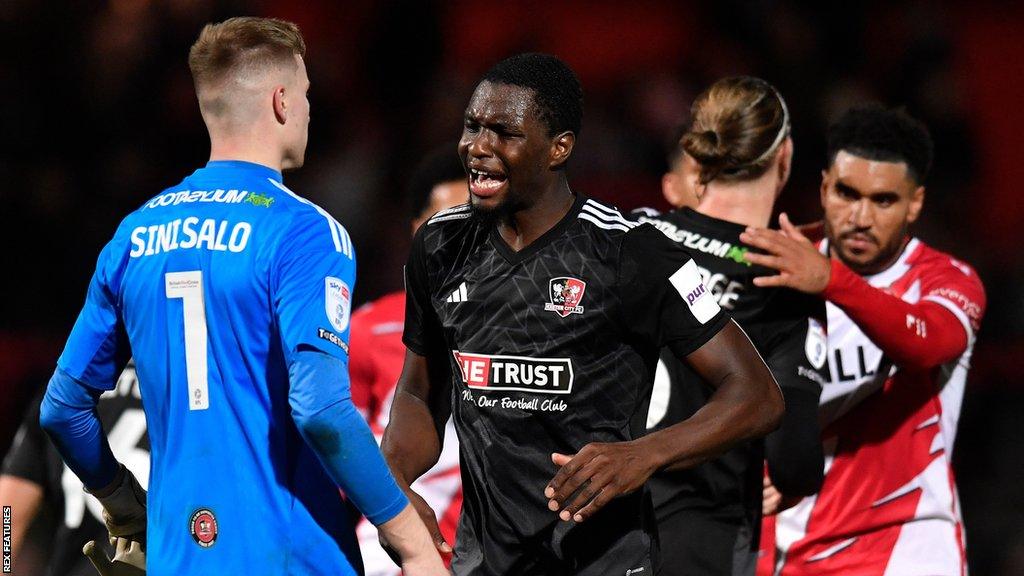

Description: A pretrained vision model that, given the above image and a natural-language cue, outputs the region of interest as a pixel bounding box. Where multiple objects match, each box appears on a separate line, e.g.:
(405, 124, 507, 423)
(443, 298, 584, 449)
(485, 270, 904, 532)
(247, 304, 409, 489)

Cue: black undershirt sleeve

(761, 315, 828, 496)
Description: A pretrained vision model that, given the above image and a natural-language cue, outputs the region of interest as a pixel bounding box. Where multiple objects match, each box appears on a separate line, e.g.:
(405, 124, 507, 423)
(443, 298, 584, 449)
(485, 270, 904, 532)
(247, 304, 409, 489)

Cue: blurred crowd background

(1, 1, 1021, 574)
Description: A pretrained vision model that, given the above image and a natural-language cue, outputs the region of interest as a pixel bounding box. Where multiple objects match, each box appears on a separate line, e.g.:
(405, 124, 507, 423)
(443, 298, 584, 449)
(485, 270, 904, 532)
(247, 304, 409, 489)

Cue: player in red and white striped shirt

(351, 145, 467, 575)
(742, 105, 986, 576)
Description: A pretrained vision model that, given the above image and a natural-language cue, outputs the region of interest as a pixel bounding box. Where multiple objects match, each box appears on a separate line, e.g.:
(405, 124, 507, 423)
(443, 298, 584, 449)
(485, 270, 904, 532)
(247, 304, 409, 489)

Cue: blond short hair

(188, 17, 305, 98)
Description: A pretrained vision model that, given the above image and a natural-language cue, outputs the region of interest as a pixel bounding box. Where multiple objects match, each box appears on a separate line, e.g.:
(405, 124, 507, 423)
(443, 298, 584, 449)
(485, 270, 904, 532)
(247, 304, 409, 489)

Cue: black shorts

(451, 496, 657, 576)
(656, 510, 756, 576)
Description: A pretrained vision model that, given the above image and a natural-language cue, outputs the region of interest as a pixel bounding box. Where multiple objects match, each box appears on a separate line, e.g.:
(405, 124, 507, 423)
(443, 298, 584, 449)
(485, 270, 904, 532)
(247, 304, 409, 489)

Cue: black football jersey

(404, 193, 729, 575)
(636, 208, 827, 523)
(2, 365, 147, 576)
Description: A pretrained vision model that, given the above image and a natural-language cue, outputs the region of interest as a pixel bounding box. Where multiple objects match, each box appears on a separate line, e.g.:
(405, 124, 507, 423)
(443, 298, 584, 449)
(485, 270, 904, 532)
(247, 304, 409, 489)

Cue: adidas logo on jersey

(446, 282, 469, 303)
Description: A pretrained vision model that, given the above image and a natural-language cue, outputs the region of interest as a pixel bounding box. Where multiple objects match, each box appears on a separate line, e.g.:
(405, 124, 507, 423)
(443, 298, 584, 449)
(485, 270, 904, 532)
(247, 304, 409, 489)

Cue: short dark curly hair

(827, 105, 934, 185)
(480, 53, 583, 136)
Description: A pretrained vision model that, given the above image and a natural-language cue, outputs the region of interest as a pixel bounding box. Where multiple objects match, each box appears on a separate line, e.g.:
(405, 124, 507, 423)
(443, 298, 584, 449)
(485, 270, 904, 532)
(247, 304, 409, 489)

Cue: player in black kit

(0, 364, 147, 576)
(636, 77, 828, 575)
(380, 54, 784, 575)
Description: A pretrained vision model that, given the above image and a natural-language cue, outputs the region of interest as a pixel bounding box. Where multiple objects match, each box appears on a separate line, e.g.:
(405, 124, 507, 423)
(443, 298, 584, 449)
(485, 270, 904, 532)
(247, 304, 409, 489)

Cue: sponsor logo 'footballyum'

(545, 277, 586, 317)
(453, 351, 574, 394)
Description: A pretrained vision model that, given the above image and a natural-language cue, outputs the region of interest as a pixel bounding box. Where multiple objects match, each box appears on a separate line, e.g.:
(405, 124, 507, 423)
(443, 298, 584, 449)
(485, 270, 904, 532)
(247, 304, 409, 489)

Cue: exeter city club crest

(545, 277, 586, 317)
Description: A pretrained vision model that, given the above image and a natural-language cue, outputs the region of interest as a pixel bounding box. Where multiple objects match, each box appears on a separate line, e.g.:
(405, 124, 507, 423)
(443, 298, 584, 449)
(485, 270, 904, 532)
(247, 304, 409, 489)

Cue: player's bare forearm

(382, 394, 442, 486)
(376, 503, 448, 574)
(379, 350, 455, 556)
(381, 350, 446, 485)
(545, 321, 782, 522)
(644, 320, 784, 472)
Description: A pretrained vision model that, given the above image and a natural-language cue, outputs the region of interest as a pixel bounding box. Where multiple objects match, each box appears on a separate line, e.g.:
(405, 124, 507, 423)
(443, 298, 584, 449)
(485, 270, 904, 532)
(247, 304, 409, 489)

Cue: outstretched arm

(287, 349, 445, 573)
(741, 213, 983, 371)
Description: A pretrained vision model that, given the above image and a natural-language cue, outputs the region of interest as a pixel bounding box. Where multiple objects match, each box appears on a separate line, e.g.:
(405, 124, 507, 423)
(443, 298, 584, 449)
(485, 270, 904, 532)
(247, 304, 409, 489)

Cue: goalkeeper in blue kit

(38, 17, 446, 576)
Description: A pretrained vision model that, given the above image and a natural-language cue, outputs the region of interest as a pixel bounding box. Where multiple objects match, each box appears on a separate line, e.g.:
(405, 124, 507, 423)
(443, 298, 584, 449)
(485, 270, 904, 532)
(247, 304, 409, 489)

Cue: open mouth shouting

(469, 167, 508, 198)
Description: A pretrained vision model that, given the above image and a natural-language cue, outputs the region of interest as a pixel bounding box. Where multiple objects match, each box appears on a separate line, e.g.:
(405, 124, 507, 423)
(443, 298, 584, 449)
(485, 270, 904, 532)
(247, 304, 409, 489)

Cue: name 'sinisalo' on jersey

(130, 218, 252, 257)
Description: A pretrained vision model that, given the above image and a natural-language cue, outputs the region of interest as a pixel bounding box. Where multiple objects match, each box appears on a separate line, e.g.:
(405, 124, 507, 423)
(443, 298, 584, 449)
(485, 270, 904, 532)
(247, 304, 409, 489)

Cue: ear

(272, 85, 288, 125)
(777, 138, 794, 192)
(548, 132, 576, 170)
(906, 185, 925, 224)
(662, 172, 680, 206)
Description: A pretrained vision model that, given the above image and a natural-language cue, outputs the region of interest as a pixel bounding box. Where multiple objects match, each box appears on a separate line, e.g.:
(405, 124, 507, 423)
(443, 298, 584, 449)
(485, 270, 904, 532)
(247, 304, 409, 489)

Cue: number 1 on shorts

(165, 270, 210, 410)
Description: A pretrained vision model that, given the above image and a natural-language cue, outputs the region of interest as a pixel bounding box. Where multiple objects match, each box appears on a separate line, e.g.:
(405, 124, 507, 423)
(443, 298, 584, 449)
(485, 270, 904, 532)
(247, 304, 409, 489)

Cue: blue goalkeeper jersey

(57, 160, 364, 575)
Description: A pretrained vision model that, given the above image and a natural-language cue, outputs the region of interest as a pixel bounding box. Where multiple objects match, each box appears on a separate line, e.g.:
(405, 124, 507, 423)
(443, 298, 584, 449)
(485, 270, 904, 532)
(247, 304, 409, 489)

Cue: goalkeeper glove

(88, 464, 146, 537)
(83, 538, 146, 575)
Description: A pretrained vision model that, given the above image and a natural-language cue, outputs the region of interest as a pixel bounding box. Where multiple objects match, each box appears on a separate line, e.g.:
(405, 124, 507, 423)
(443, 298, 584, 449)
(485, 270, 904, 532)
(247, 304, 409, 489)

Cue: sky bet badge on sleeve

(325, 277, 352, 333)
(545, 277, 586, 317)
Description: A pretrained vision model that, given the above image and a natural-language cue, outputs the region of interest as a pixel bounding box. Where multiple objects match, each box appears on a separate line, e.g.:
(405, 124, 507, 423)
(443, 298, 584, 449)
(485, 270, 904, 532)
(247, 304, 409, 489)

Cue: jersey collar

(676, 207, 748, 235)
(203, 160, 283, 183)
(488, 192, 586, 265)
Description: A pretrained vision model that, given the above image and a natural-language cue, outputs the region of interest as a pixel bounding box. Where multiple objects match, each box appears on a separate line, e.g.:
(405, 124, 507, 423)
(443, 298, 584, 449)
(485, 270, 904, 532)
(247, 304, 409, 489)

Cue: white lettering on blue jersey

(145, 189, 249, 209)
(129, 219, 251, 257)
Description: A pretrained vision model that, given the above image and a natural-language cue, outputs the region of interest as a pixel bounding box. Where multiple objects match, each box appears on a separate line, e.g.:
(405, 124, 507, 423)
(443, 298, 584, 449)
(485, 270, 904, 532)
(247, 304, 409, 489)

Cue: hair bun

(681, 76, 788, 185)
(681, 129, 731, 170)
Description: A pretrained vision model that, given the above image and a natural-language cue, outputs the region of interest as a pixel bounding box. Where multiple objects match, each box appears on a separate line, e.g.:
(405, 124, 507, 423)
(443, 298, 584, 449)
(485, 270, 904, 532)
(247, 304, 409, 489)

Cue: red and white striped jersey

(765, 238, 986, 576)
(348, 291, 463, 575)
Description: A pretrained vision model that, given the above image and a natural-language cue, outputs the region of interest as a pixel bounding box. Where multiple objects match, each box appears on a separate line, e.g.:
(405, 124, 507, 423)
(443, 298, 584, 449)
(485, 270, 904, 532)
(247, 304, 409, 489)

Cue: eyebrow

(836, 180, 900, 200)
(463, 111, 519, 133)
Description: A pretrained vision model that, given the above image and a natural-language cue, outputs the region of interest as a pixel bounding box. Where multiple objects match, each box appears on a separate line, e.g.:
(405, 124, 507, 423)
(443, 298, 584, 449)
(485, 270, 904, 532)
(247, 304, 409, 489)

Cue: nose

(849, 198, 874, 229)
(465, 130, 492, 159)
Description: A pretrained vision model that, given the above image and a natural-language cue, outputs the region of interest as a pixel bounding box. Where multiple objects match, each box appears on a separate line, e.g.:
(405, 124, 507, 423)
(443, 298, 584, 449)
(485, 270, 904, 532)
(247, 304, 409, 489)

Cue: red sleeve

(347, 307, 376, 419)
(822, 256, 986, 370)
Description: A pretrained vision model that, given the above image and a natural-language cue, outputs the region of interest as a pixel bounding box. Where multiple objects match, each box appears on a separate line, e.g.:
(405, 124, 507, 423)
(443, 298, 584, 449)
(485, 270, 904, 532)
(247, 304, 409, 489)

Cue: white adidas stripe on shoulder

(429, 212, 472, 225)
(432, 204, 471, 218)
(268, 178, 353, 258)
(580, 204, 637, 231)
(585, 200, 630, 225)
(581, 206, 637, 228)
(578, 212, 631, 232)
(428, 203, 472, 225)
